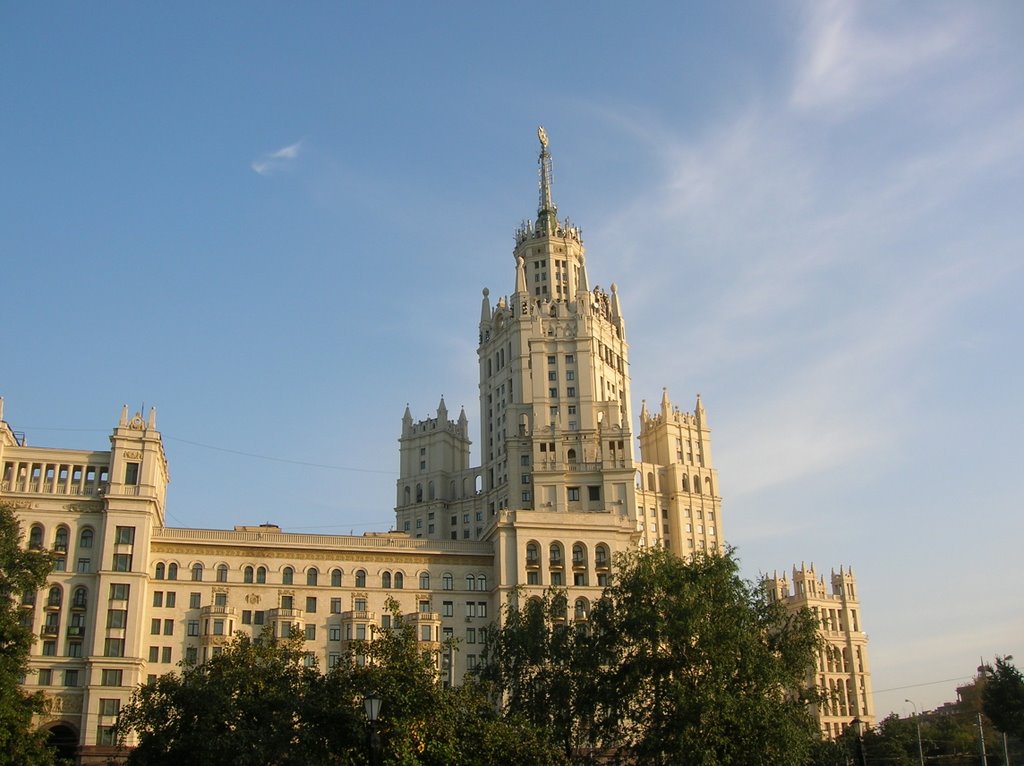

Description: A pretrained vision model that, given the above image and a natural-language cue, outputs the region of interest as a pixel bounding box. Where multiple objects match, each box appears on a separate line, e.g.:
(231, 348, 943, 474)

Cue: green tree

(116, 631, 365, 766)
(481, 547, 821, 765)
(983, 656, 1024, 741)
(0, 503, 56, 766)
(117, 598, 559, 765)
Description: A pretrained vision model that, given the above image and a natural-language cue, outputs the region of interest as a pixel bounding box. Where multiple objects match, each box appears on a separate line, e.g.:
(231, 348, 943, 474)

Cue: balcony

(266, 608, 302, 620)
(200, 605, 238, 618)
(41, 624, 59, 637)
(405, 611, 440, 624)
(340, 610, 377, 622)
(67, 626, 85, 638)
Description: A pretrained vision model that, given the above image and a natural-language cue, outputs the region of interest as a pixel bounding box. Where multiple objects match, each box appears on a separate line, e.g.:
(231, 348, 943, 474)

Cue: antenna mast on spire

(537, 126, 557, 230)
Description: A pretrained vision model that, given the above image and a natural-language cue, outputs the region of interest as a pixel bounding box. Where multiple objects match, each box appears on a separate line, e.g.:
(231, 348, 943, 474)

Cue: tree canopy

(0, 503, 56, 766)
(478, 547, 821, 765)
(983, 656, 1024, 741)
(116, 598, 561, 766)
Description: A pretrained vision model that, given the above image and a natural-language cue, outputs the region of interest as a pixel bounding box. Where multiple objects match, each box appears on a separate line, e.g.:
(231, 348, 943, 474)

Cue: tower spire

(537, 126, 557, 232)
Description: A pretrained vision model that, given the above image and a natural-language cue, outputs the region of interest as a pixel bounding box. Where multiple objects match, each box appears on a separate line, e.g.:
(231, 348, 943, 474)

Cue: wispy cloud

(251, 140, 304, 176)
(790, 0, 966, 116)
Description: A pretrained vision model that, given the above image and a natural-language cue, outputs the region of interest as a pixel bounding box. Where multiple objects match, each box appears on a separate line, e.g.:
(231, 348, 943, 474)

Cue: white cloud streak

(251, 140, 304, 176)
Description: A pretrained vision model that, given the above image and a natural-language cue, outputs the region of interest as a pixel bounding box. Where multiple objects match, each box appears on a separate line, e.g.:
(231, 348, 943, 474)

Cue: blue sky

(3, 2, 1022, 717)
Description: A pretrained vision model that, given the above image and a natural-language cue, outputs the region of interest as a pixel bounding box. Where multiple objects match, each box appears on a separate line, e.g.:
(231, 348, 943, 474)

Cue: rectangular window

(115, 526, 135, 545)
(281, 596, 293, 610)
(64, 669, 79, 686)
(150, 618, 160, 635)
(566, 370, 575, 380)
(254, 611, 265, 625)
(548, 371, 557, 381)
(466, 602, 477, 619)
(148, 646, 159, 662)
(549, 388, 558, 398)
(124, 462, 139, 485)
(107, 610, 128, 629)
(153, 591, 163, 608)
(112, 553, 132, 571)
(588, 486, 601, 501)
(354, 598, 367, 612)
(567, 387, 576, 397)
(67, 642, 82, 658)
(330, 598, 341, 614)
(478, 602, 488, 619)
(328, 653, 341, 668)
(466, 628, 476, 644)
(356, 624, 366, 640)
(329, 626, 341, 641)
(213, 620, 224, 636)
(214, 592, 227, 607)
(527, 571, 539, 585)
(163, 619, 173, 636)
(242, 610, 252, 624)
(98, 726, 117, 747)
(185, 647, 197, 664)
(306, 597, 317, 613)
(304, 624, 316, 641)
(101, 669, 123, 686)
(109, 583, 130, 601)
(189, 592, 201, 609)
(104, 638, 125, 657)
(551, 572, 563, 586)
(77, 558, 90, 573)
(567, 487, 580, 501)
(187, 620, 199, 636)
(442, 601, 453, 617)
(99, 698, 120, 717)
(166, 592, 176, 608)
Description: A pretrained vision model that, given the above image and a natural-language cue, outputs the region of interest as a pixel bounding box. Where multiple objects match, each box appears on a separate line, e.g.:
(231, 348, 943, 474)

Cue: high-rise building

(1, 129, 868, 763)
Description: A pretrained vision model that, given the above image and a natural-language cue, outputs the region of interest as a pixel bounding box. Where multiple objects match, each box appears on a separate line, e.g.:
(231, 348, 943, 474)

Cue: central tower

(476, 127, 636, 519)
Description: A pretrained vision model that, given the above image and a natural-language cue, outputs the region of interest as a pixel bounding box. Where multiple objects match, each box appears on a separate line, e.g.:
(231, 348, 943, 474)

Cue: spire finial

(537, 126, 557, 230)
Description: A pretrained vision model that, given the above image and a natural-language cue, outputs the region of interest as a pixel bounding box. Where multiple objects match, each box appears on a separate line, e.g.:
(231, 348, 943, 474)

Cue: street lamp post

(905, 699, 925, 766)
(851, 717, 868, 766)
(363, 692, 382, 766)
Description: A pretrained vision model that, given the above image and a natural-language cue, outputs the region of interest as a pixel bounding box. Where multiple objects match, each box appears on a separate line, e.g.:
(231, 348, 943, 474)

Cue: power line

(874, 676, 975, 694)
(15, 426, 396, 476)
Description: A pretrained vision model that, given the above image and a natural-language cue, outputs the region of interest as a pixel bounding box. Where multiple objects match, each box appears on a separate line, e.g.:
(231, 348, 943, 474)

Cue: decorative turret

(536, 126, 557, 233)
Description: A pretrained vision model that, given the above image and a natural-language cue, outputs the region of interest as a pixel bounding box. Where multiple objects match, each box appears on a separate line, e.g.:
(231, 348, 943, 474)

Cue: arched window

(243, 566, 254, 584)
(428, 481, 435, 501)
(567, 448, 577, 464)
(705, 476, 712, 495)
(331, 568, 342, 587)
(54, 526, 70, 551)
(595, 544, 610, 566)
(381, 572, 392, 589)
(403, 486, 411, 505)
(549, 543, 563, 564)
(355, 570, 366, 588)
(647, 472, 655, 491)
(217, 564, 228, 583)
(681, 474, 689, 492)
(693, 476, 702, 494)
(552, 594, 567, 619)
(47, 586, 62, 608)
(29, 524, 44, 549)
(415, 484, 423, 503)
(256, 566, 266, 584)
(72, 587, 87, 609)
(477, 574, 487, 591)
(282, 567, 293, 585)
(572, 543, 585, 564)
(526, 542, 539, 563)
(155, 563, 165, 580)
(575, 598, 589, 619)
(419, 572, 430, 589)
(79, 528, 94, 549)
(394, 572, 404, 589)
(168, 562, 178, 580)
(466, 575, 476, 591)
(191, 563, 203, 582)
(306, 568, 318, 586)
(442, 573, 453, 591)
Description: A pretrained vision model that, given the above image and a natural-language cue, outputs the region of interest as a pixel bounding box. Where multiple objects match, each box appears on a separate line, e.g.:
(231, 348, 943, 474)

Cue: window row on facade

(151, 561, 488, 590)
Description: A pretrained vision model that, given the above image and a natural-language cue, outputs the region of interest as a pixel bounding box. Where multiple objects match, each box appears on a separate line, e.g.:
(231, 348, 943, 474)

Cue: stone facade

(1, 129, 868, 761)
